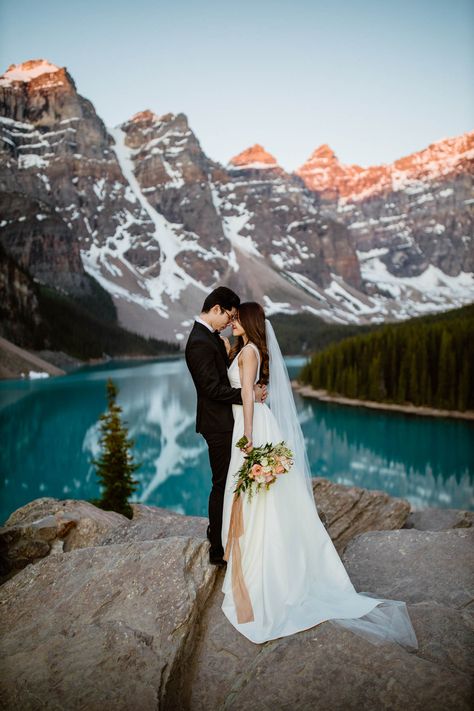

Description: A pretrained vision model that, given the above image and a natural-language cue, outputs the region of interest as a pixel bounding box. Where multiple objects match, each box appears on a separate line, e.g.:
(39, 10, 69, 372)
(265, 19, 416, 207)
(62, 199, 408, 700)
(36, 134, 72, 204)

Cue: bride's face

(231, 316, 246, 338)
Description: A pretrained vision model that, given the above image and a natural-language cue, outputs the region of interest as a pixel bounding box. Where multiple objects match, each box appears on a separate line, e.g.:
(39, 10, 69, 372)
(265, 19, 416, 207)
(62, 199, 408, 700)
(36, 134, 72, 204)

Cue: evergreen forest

(298, 303, 474, 411)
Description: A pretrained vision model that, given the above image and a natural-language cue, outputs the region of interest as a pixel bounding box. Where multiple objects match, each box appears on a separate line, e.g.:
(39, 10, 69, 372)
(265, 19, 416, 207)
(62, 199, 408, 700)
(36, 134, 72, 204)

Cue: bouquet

(234, 435, 293, 500)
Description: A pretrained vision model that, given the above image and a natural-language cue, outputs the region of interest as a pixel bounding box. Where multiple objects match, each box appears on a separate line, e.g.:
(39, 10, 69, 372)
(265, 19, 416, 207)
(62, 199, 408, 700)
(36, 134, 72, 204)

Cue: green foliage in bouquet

(234, 436, 294, 500)
(90, 378, 140, 519)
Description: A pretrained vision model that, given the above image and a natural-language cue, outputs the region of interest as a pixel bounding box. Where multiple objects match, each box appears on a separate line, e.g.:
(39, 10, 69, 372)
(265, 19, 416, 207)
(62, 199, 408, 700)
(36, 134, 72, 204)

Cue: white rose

(261, 458, 268, 467)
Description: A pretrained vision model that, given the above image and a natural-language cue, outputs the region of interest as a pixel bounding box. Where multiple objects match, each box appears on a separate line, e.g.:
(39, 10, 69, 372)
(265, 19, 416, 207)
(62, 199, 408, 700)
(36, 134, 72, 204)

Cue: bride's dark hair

(229, 302, 269, 385)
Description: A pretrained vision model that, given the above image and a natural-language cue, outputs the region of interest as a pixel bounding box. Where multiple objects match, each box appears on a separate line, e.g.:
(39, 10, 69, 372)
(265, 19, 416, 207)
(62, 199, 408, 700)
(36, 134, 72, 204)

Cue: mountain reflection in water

(0, 356, 472, 523)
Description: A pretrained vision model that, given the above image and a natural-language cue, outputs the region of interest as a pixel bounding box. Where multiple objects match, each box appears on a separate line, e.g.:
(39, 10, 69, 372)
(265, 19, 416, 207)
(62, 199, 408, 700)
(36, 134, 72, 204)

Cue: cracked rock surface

(0, 537, 215, 710)
(0, 488, 472, 710)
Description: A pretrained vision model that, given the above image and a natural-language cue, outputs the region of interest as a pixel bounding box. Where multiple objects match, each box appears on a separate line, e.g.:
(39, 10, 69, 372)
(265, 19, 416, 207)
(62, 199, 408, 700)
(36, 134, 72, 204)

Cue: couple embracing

(185, 286, 418, 647)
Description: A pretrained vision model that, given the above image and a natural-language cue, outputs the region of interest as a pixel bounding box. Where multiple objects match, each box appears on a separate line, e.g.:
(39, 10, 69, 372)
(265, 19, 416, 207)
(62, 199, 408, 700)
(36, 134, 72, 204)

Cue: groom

(185, 286, 267, 566)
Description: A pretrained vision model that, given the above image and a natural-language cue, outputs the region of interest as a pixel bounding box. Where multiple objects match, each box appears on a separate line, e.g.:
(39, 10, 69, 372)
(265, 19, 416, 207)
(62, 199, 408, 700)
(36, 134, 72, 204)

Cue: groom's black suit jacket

(185, 321, 243, 435)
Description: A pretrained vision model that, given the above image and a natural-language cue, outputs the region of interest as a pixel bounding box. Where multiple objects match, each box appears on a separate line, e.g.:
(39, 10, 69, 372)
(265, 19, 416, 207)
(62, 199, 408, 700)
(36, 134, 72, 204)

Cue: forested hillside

(299, 304, 474, 411)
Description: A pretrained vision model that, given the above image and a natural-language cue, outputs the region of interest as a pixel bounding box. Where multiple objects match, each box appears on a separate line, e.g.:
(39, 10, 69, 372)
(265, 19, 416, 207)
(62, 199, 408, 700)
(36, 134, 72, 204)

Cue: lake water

(1, 356, 473, 524)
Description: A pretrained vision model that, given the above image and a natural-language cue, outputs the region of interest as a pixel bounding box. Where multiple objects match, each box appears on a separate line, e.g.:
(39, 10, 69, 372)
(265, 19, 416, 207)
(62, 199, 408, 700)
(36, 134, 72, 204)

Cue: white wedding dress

(221, 338, 418, 648)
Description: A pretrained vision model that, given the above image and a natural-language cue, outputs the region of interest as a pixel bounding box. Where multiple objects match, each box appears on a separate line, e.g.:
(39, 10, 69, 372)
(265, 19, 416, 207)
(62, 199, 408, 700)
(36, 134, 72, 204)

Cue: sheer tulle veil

(264, 318, 418, 651)
(265, 319, 316, 505)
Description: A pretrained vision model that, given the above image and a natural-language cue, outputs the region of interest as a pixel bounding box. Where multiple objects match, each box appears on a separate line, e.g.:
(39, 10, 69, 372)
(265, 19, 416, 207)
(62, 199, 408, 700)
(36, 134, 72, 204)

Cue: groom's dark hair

(202, 286, 240, 313)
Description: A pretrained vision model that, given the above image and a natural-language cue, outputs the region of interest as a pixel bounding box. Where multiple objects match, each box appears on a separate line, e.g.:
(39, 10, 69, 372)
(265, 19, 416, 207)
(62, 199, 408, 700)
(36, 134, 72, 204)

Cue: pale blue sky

(0, 0, 472, 171)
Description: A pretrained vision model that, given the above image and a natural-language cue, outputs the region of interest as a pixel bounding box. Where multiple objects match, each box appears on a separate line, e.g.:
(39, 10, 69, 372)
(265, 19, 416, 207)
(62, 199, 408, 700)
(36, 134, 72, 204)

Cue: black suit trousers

(202, 429, 233, 557)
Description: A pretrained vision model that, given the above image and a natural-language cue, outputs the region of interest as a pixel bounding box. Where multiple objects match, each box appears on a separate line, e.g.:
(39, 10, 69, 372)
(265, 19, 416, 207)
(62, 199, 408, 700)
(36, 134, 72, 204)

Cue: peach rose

(250, 463, 263, 479)
(275, 465, 285, 474)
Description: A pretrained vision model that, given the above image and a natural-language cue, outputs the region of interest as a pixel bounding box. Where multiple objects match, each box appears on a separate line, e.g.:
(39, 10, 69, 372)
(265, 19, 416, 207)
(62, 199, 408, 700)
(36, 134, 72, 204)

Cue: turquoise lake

(1, 356, 473, 524)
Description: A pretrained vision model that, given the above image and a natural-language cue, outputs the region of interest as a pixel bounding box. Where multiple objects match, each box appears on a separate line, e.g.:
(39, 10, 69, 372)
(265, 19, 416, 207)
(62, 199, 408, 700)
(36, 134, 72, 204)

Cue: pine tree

(91, 378, 140, 518)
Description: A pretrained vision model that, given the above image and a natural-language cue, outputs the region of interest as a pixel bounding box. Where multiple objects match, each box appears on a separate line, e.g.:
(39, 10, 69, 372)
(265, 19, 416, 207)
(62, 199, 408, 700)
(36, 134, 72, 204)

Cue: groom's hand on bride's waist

(254, 383, 267, 403)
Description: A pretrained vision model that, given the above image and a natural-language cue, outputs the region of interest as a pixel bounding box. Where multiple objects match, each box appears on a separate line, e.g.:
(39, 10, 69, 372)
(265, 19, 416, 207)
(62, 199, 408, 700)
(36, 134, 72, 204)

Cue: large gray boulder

(1, 496, 473, 710)
(312, 477, 411, 552)
(187, 528, 474, 711)
(0, 498, 127, 581)
(0, 537, 216, 710)
(1, 475, 410, 580)
(403, 508, 474, 531)
(98, 503, 208, 545)
(214, 622, 472, 711)
(342, 528, 474, 608)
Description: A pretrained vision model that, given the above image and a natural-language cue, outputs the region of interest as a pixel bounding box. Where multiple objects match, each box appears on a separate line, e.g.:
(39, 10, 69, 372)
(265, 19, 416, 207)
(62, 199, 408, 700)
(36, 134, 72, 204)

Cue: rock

(218, 624, 473, 711)
(186, 568, 262, 710)
(312, 477, 411, 553)
(187, 528, 474, 711)
(98, 503, 208, 545)
(0, 537, 216, 710)
(341, 528, 474, 609)
(62, 502, 127, 551)
(406, 602, 474, 677)
(3, 497, 62, 526)
(0, 498, 127, 581)
(403, 508, 474, 531)
(1, 499, 473, 710)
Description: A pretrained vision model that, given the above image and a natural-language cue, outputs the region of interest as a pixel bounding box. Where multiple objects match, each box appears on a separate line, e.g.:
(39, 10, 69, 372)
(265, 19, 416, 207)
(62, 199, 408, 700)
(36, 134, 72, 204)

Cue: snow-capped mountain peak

(228, 144, 281, 170)
(0, 59, 64, 87)
(297, 131, 474, 202)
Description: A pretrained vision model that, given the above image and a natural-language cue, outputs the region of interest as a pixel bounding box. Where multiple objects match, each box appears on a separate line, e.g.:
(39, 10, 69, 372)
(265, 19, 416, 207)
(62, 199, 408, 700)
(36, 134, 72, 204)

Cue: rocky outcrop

(0, 479, 411, 579)
(0, 537, 215, 711)
(343, 528, 474, 609)
(0, 498, 125, 581)
(98, 503, 208, 545)
(403, 507, 474, 531)
(312, 476, 410, 552)
(0, 491, 472, 710)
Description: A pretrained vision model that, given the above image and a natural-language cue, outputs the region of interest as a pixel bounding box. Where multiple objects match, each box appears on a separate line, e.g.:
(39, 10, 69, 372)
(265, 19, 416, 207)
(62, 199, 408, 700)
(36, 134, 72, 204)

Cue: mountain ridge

(0, 58, 472, 344)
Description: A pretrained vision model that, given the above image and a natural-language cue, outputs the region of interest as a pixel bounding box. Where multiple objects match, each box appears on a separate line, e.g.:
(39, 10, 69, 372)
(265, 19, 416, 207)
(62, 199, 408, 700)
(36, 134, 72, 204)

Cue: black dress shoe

(209, 553, 227, 566)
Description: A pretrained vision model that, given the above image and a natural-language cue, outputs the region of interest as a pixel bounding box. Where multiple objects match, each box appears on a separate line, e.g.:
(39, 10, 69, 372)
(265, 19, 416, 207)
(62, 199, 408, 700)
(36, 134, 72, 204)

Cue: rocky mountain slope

(297, 137, 474, 309)
(1, 59, 472, 344)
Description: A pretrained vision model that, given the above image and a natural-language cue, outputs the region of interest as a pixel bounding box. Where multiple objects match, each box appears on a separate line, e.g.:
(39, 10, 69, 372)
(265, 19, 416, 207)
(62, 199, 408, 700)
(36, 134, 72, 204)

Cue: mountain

(1, 59, 473, 345)
(296, 135, 474, 312)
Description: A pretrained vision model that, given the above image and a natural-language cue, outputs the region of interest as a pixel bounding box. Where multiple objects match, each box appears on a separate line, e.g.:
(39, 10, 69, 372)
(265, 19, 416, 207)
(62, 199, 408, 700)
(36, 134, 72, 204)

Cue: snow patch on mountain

(80, 127, 209, 317)
(358, 250, 474, 312)
(0, 60, 62, 86)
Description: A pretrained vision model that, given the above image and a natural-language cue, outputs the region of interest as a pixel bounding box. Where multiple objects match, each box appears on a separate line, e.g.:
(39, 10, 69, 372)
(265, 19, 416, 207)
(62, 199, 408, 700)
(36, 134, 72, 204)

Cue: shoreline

(292, 382, 474, 421)
(79, 352, 182, 367)
(0, 337, 183, 381)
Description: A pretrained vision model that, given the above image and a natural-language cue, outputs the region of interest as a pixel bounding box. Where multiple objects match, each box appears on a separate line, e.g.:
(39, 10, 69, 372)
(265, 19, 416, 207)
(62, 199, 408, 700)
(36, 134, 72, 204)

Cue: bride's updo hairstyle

(230, 301, 269, 385)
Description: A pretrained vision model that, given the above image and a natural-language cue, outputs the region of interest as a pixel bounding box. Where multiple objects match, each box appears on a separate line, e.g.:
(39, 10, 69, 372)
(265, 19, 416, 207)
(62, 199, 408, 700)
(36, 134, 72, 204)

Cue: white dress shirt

(195, 316, 215, 332)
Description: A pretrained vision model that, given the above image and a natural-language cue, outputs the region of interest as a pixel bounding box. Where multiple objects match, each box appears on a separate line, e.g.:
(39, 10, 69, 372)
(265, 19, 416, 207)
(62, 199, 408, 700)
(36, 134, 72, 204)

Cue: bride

(220, 301, 418, 648)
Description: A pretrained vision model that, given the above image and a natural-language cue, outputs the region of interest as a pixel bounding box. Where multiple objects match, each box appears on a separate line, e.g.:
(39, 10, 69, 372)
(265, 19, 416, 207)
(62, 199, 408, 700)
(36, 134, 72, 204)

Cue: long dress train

(221, 342, 418, 648)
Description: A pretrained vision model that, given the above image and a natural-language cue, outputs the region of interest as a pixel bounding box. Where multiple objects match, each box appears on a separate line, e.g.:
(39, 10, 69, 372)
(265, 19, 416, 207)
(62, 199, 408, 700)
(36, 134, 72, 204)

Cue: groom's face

(213, 305, 238, 332)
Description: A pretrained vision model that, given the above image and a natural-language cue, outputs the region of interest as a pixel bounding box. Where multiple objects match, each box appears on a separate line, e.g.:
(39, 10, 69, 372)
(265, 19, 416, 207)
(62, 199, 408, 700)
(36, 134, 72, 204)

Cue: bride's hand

(241, 436, 253, 453)
(220, 335, 231, 355)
